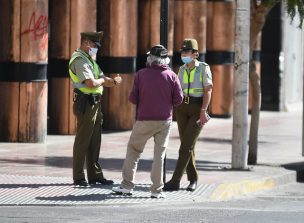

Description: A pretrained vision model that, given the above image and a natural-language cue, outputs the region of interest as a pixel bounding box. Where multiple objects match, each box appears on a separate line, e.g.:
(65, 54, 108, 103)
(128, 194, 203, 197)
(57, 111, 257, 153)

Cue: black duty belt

(74, 88, 101, 97)
(74, 88, 101, 105)
(183, 96, 203, 104)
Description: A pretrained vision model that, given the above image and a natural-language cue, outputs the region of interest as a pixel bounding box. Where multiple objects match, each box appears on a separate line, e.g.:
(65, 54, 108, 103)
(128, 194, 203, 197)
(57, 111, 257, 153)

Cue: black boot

(73, 179, 89, 187)
(163, 180, 180, 191)
(186, 181, 197, 191)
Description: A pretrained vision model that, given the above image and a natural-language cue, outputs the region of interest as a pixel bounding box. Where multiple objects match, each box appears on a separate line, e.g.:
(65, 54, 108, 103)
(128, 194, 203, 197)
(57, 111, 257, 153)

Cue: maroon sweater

(129, 64, 183, 120)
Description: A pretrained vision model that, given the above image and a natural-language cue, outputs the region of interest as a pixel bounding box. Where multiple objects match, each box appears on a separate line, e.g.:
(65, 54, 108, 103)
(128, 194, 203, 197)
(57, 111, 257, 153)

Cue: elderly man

(112, 45, 183, 198)
(69, 31, 122, 187)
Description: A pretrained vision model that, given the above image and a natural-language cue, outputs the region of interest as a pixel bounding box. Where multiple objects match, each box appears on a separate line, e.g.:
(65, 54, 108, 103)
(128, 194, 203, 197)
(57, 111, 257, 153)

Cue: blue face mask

(89, 47, 98, 57)
(181, 56, 193, 64)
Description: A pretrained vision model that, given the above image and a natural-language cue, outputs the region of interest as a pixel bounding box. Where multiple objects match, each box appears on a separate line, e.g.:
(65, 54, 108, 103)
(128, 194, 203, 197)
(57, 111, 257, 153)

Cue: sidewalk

(0, 110, 303, 205)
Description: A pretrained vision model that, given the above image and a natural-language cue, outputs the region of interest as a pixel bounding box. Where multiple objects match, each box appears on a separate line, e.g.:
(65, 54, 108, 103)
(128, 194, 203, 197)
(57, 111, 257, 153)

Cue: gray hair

(146, 55, 170, 66)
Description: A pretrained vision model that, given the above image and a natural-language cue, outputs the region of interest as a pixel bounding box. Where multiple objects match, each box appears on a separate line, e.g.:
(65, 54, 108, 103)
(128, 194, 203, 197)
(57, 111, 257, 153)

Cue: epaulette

(200, 62, 209, 66)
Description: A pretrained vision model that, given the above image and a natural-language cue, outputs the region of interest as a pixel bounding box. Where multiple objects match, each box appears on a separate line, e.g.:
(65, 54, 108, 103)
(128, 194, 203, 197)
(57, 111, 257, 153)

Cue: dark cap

(81, 31, 103, 47)
(181, 38, 198, 51)
(147, 44, 168, 58)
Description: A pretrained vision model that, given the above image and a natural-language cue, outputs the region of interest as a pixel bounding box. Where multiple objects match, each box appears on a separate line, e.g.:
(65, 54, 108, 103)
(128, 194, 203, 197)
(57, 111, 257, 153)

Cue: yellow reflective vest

(69, 50, 103, 95)
(178, 61, 208, 97)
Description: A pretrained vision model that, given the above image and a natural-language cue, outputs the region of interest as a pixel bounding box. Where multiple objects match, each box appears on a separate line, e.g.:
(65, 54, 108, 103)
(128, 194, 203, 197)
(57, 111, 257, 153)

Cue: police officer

(69, 31, 122, 186)
(164, 39, 213, 192)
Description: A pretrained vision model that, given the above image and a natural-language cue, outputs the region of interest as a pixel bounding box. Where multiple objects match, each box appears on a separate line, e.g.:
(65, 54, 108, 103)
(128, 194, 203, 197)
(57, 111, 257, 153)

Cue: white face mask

(89, 47, 98, 57)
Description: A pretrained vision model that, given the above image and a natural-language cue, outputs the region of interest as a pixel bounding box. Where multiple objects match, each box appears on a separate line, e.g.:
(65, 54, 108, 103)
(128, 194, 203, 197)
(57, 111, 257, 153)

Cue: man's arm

(200, 85, 212, 125)
(84, 77, 105, 88)
(128, 73, 139, 105)
(173, 75, 184, 106)
(201, 85, 212, 110)
(84, 74, 122, 88)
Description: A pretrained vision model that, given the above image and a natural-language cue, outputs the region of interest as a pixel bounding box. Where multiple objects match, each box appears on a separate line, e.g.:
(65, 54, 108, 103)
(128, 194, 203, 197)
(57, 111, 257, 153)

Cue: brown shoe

(163, 180, 180, 191)
(186, 181, 197, 191)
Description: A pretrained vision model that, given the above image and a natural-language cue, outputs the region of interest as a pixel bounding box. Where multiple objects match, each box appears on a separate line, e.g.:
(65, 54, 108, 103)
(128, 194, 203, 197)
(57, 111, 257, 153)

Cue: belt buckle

(184, 96, 190, 104)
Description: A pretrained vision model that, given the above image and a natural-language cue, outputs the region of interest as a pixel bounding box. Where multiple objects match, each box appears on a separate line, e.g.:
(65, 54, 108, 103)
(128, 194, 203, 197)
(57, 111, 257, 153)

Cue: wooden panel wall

(207, 0, 235, 117)
(49, 0, 71, 134)
(0, 0, 20, 141)
(98, 0, 137, 130)
(173, 0, 207, 71)
(1, 0, 254, 140)
(138, 0, 174, 58)
(49, 0, 96, 134)
(0, 0, 48, 142)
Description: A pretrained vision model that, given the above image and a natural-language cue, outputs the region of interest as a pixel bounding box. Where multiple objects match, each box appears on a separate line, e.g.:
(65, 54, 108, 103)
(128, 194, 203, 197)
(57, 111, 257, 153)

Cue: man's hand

(113, 74, 122, 85)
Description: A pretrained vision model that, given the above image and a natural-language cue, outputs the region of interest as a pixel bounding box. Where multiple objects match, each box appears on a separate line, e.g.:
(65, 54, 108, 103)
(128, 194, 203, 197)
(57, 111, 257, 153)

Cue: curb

(209, 171, 297, 201)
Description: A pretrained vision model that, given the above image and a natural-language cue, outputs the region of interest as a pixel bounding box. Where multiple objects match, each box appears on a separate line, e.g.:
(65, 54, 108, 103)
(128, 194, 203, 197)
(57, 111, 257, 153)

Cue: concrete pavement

(0, 110, 303, 205)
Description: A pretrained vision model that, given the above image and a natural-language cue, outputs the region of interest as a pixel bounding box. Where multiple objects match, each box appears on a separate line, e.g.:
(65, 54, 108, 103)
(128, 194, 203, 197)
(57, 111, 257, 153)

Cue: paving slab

(0, 110, 303, 205)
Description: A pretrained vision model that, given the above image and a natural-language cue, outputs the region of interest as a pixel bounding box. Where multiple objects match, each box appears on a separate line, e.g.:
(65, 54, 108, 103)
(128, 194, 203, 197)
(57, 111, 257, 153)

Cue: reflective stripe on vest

(69, 51, 103, 95)
(178, 62, 206, 97)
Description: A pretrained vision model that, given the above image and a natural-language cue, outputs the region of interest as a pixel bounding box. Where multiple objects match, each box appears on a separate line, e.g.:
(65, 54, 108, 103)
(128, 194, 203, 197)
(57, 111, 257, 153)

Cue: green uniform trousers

(171, 102, 202, 182)
(73, 96, 104, 181)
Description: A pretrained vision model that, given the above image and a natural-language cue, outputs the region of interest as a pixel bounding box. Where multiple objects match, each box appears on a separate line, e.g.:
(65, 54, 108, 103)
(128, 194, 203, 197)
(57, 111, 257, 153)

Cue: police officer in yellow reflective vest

(164, 39, 213, 192)
(69, 31, 122, 186)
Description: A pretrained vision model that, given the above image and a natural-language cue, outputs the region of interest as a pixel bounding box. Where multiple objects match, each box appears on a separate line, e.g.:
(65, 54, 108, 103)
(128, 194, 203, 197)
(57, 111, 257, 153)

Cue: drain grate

(0, 174, 216, 206)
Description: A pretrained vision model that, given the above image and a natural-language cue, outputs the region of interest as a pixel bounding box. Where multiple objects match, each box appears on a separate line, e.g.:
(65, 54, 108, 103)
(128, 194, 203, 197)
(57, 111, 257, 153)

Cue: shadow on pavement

(282, 162, 304, 182)
(0, 183, 72, 189)
(35, 192, 152, 202)
(170, 136, 270, 144)
(0, 157, 233, 172)
(36, 193, 109, 202)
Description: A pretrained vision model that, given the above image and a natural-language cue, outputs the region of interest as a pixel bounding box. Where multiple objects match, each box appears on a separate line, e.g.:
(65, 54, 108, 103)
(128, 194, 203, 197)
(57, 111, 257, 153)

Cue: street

(0, 110, 302, 222)
(0, 182, 303, 223)
(0, 0, 303, 222)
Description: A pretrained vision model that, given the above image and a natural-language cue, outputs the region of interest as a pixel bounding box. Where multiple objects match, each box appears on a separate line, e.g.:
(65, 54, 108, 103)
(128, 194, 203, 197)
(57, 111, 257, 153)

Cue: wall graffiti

(40, 33, 48, 50)
(20, 12, 48, 50)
